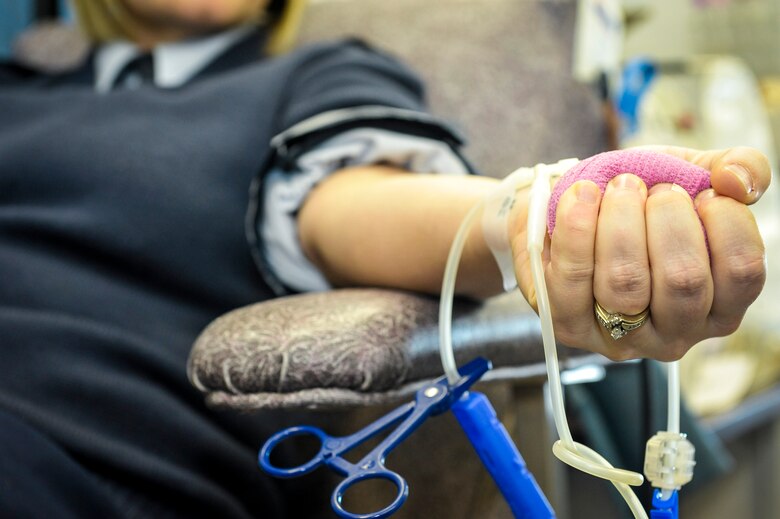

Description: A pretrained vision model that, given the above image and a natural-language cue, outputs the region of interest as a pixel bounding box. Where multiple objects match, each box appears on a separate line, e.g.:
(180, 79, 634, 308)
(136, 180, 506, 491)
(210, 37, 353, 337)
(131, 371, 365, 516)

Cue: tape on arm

(481, 159, 579, 291)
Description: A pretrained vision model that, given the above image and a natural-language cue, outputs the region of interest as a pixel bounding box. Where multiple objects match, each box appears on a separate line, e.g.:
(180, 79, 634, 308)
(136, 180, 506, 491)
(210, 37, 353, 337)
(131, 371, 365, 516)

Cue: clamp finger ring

(594, 301, 650, 340)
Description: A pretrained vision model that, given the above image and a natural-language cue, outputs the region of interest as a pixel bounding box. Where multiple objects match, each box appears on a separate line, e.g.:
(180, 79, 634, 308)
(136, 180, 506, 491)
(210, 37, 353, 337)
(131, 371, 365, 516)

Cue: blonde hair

(69, 0, 307, 54)
(264, 0, 307, 55)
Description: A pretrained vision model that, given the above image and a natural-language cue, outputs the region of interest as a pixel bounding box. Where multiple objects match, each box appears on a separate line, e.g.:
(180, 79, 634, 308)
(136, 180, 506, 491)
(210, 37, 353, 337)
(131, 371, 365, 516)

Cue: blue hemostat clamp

(452, 391, 556, 519)
(650, 489, 679, 519)
(259, 357, 491, 519)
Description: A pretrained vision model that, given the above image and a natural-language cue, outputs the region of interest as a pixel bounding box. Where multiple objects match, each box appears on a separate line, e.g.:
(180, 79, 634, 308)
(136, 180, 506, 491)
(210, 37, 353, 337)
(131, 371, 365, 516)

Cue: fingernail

(610, 173, 641, 191)
(576, 181, 599, 204)
(725, 164, 754, 194)
(670, 184, 693, 204)
(648, 183, 673, 196)
(694, 188, 717, 209)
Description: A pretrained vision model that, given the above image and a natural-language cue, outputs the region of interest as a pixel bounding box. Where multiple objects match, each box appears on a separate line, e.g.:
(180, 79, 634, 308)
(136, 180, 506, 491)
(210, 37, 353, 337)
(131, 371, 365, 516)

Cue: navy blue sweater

(0, 30, 462, 518)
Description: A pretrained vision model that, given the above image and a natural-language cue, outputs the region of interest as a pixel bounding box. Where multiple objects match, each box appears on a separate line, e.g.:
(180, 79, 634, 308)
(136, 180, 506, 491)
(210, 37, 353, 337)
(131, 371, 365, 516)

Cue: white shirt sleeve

(261, 127, 471, 292)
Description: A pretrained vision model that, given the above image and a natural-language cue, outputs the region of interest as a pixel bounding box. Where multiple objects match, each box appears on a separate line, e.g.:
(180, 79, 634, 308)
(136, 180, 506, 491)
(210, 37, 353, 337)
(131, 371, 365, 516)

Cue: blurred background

(2, 1, 779, 517)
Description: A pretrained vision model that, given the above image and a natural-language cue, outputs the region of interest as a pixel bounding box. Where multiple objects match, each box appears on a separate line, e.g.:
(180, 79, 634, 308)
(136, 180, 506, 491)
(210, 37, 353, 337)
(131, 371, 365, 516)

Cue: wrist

(481, 159, 578, 293)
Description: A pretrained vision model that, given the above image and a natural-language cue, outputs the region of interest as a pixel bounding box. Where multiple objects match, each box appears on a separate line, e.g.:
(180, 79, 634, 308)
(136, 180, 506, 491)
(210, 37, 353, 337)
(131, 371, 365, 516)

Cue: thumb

(639, 145, 772, 205)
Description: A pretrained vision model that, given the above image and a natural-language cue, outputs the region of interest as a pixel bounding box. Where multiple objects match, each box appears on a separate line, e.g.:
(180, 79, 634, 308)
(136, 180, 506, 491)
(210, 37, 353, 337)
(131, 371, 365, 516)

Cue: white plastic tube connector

(641, 360, 693, 501)
(643, 430, 696, 498)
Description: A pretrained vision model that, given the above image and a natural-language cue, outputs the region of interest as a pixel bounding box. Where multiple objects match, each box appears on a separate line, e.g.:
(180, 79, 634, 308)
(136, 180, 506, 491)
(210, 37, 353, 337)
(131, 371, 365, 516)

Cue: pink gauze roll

(547, 149, 712, 235)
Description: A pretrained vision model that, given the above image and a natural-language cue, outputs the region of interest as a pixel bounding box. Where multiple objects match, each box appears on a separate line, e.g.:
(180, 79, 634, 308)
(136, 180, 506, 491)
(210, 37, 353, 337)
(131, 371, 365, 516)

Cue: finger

(646, 183, 713, 360)
(639, 145, 771, 204)
(545, 180, 602, 348)
(593, 173, 651, 315)
(695, 190, 766, 336)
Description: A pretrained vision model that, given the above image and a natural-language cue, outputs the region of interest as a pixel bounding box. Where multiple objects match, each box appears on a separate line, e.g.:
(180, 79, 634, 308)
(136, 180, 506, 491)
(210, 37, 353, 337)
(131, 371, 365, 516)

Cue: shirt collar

(94, 26, 255, 93)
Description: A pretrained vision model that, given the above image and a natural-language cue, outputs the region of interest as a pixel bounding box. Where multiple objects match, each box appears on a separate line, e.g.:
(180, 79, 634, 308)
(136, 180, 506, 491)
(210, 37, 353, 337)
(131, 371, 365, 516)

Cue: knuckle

(559, 206, 596, 236)
(553, 321, 592, 348)
(661, 260, 710, 299)
(657, 340, 689, 362)
(723, 249, 766, 290)
(604, 262, 650, 308)
(711, 314, 744, 337)
(554, 260, 593, 284)
(602, 346, 638, 362)
(710, 305, 747, 337)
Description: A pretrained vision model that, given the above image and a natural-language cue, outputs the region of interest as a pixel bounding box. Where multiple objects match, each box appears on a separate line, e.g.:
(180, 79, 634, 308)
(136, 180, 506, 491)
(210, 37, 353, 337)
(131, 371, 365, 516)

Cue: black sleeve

(247, 39, 475, 296)
(269, 39, 470, 168)
(278, 39, 426, 127)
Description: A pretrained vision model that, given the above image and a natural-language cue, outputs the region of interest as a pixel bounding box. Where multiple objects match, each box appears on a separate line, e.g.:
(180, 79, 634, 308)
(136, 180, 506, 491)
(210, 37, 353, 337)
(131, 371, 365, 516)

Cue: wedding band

(594, 301, 650, 340)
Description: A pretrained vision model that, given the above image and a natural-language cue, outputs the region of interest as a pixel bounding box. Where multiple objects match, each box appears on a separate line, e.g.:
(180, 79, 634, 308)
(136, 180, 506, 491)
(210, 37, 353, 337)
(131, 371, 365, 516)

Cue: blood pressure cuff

(187, 288, 595, 410)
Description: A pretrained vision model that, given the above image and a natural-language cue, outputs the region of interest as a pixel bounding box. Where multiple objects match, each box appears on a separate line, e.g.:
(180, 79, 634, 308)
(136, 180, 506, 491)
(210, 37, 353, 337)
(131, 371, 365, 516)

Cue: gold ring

(594, 301, 650, 340)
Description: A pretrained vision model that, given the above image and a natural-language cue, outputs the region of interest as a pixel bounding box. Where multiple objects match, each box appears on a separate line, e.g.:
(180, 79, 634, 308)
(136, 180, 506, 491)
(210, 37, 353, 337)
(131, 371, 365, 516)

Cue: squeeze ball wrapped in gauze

(547, 150, 712, 235)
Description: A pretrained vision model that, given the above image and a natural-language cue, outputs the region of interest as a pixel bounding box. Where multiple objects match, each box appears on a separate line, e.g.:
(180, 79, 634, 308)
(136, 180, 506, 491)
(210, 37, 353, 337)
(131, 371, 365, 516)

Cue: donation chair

(187, 1, 612, 517)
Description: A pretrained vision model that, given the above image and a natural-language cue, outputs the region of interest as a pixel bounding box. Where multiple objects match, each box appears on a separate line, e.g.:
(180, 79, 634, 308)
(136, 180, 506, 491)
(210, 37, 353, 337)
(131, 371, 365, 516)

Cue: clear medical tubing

(438, 162, 689, 519)
(660, 360, 682, 502)
(438, 203, 482, 385)
(667, 361, 681, 434)
(526, 166, 647, 519)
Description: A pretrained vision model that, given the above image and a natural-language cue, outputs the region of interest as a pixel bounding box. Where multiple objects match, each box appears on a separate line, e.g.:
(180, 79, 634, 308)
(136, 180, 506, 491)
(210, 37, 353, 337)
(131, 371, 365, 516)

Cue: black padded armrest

(188, 288, 597, 410)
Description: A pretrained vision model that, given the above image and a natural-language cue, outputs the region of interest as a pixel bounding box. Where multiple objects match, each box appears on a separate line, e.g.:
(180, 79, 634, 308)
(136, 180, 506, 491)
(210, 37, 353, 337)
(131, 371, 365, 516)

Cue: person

(0, 0, 770, 517)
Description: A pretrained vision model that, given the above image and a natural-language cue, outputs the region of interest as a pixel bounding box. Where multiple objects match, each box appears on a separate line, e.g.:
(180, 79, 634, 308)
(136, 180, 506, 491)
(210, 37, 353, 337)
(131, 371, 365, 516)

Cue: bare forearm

(299, 146, 772, 363)
(298, 165, 505, 298)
